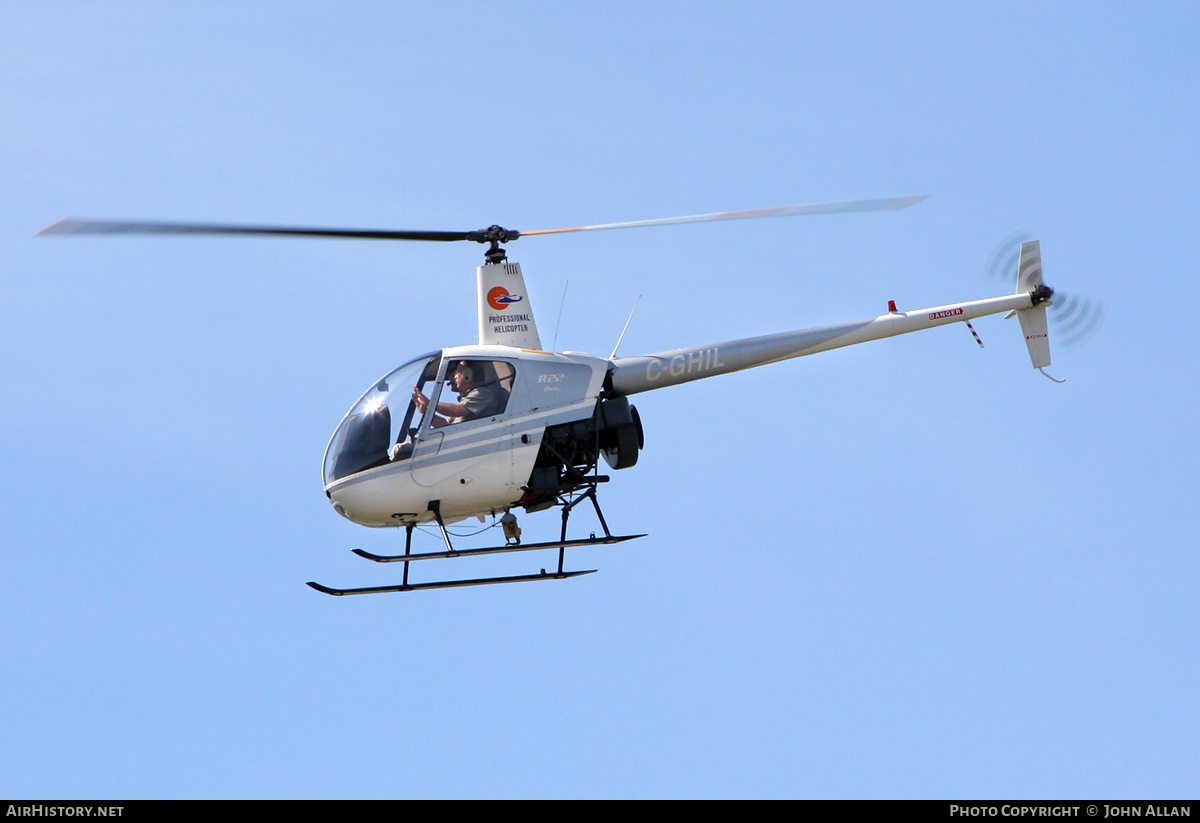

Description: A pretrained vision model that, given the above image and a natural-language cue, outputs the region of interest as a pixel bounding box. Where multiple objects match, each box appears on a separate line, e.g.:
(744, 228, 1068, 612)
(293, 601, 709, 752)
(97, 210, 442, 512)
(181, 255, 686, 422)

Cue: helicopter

(39, 196, 1085, 595)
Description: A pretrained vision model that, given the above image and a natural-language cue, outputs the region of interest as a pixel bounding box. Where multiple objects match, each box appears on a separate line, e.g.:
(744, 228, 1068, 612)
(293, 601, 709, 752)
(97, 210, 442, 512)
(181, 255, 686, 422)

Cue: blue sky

(2, 1, 1197, 799)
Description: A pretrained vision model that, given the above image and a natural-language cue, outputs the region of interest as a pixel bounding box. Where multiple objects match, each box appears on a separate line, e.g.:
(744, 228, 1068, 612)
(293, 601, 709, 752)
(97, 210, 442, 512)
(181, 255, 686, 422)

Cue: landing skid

(307, 569, 596, 596)
(351, 533, 645, 563)
(308, 485, 642, 596)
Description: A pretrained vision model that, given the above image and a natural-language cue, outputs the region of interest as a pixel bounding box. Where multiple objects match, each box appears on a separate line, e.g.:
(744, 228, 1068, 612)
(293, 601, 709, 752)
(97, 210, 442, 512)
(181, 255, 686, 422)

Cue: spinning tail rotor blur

(986, 232, 1107, 351)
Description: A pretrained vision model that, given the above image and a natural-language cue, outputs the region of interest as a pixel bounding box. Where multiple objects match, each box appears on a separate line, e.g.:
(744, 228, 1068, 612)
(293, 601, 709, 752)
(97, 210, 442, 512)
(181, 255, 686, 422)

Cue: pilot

(412, 360, 507, 428)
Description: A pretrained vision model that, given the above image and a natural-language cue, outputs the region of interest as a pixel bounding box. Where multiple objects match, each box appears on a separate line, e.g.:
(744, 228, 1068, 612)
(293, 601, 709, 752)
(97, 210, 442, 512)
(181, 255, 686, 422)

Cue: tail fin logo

(487, 286, 524, 311)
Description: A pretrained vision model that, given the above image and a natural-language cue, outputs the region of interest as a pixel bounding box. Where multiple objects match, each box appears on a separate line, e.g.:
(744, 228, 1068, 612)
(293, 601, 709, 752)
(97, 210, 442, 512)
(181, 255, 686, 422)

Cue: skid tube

(307, 569, 596, 596)
(307, 485, 644, 595)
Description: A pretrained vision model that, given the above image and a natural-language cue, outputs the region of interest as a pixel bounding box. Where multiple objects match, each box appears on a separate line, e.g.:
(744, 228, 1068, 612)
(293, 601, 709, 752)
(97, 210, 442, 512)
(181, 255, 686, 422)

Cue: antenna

(552, 279, 570, 351)
(609, 295, 642, 360)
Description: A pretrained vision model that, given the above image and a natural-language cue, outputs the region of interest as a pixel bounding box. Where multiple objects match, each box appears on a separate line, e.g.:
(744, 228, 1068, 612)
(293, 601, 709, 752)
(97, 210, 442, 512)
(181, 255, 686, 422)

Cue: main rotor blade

(37, 218, 471, 242)
(38, 194, 929, 245)
(519, 195, 930, 236)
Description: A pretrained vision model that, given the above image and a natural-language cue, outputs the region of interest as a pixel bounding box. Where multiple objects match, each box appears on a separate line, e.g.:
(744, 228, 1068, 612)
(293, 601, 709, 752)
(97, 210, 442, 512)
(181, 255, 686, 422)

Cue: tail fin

(1015, 240, 1051, 369)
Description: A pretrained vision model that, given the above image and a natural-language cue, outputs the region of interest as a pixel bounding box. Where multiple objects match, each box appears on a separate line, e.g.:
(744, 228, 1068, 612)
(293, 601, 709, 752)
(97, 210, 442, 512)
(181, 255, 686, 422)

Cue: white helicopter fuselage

(324, 345, 610, 526)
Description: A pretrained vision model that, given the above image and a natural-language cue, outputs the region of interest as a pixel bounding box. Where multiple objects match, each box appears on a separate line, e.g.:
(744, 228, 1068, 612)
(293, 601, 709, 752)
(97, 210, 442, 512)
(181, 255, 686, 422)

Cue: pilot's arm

(413, 386, 469, 427)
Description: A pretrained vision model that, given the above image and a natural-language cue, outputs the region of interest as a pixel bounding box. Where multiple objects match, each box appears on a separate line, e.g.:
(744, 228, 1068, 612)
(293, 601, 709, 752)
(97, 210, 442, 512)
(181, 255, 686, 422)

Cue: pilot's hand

(412, 387, 428, 412)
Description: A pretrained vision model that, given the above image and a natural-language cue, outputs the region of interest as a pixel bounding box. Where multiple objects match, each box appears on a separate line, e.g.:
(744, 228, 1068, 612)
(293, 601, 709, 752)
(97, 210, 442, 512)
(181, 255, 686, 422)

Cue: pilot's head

(449, 360, 477, 392)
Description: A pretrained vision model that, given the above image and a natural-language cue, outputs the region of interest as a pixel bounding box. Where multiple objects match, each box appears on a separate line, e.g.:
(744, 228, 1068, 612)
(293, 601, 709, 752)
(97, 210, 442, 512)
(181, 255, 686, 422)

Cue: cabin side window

(516, 361, 594, 410)
(422, 359, 516, 428)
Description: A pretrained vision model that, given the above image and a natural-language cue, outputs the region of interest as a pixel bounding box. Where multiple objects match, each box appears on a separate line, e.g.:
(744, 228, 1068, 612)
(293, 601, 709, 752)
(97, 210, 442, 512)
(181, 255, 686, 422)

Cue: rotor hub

(1030, 284, 1054, 306)
(465, 225, 520, 245)
(465, 225, 521, 264)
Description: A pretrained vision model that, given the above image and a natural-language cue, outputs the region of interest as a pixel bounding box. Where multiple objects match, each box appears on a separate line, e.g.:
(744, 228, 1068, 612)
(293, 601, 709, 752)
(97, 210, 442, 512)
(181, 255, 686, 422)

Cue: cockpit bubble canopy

(323, 353, 438, 484)
(322, 353, 518, 485)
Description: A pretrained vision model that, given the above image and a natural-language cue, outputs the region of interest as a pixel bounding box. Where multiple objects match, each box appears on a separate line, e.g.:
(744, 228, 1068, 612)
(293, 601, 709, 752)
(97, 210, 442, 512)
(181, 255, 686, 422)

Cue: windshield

(322, 353, 440, 485)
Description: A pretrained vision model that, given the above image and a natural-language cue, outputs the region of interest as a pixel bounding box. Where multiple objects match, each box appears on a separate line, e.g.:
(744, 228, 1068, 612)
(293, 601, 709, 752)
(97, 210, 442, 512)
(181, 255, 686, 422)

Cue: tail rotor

(986, 232, 1106, 353)
(1051, 291, 1108, 350)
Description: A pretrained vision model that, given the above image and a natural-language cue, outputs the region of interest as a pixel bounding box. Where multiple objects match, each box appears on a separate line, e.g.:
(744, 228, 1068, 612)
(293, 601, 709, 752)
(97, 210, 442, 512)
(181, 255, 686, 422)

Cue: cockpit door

(410, 357, 518, 491)
(410, 430, 443, 474)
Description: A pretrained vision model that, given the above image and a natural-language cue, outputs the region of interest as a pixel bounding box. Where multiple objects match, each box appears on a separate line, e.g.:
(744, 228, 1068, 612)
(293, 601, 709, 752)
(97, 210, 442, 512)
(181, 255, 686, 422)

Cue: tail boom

(610, 292, 1036, 395)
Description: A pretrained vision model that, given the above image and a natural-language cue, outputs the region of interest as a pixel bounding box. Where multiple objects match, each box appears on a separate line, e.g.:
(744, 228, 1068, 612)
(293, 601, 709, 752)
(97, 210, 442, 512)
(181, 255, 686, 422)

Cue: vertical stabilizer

(1016, 240, 1043, 293)
(1016, 240, 1051, 369)
(477, 262, 542, 349)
